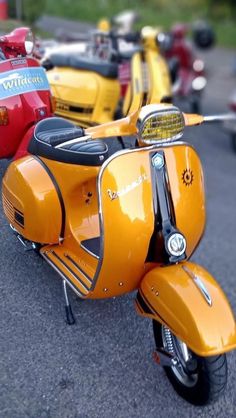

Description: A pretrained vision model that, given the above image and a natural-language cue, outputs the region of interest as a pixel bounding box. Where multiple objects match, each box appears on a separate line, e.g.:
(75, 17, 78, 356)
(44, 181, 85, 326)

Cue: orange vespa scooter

(2, 104, 236, 405)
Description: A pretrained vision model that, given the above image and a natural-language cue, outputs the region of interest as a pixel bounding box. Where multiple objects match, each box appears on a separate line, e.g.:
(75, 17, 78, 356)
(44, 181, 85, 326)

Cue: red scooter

(0, 27, 53, 160)
(164, 22, 214, 113)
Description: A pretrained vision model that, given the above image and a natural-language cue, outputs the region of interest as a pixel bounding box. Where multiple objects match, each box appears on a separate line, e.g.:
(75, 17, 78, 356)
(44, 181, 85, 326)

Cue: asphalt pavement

(0, 46, 236, 418)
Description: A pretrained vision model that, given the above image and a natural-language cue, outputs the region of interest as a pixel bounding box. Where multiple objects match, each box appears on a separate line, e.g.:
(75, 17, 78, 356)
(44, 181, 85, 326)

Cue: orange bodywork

(136, 261, 236, 356)
(164, 144, 206, 257)
(2, 136, 236, 356)
(2, 142, 205, 298)
(2, 156, 62, 244)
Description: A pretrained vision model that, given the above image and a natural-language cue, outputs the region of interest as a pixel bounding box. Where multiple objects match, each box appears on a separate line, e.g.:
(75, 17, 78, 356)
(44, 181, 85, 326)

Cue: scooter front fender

(136, 262, 236, 356)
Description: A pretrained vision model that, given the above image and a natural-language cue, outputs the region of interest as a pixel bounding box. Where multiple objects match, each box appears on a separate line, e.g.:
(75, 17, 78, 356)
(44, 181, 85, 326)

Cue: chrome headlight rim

(24, 29, 34, 55)
(137, 104, 185, 145)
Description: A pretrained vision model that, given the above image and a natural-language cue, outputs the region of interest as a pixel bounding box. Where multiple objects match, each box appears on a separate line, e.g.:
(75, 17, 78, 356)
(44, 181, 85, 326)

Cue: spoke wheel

(153, 321, 228, 405)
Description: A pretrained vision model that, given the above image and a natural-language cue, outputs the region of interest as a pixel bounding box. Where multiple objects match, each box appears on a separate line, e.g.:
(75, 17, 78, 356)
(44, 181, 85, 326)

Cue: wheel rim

(162, 326, 198, 388)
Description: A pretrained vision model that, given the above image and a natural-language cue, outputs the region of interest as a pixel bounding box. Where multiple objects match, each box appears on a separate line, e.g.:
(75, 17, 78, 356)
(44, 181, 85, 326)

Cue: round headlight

(166, 233, 186, 257)
(192, 76, 207, 91)
(193, 59, 204, 73)
(137, 104, 185, 145)
(24, 30, 34, 55)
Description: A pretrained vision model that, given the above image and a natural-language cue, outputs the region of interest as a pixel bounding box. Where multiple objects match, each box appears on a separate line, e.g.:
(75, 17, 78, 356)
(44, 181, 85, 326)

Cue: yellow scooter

(44, 27, 172, 127)
(2, 103, 236, 405)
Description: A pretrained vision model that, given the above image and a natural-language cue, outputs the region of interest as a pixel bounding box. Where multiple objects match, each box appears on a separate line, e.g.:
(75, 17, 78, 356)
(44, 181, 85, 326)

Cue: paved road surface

(0, 46, 236, 418)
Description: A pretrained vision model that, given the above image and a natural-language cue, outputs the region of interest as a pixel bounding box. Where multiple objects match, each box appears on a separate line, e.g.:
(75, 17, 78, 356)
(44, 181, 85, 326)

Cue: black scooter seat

(48, 53, 118, 79)
(28, 117, 109, 166)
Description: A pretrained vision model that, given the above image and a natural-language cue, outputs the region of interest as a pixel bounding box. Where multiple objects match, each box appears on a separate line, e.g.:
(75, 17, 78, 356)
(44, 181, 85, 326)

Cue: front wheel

(153, 321, 227, 405)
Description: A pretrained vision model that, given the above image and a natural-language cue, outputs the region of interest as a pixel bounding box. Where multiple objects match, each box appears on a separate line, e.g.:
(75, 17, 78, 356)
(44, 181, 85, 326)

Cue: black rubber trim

(33, 156, 65, 239)
(14, 211, 24, 227)
(13, 206, 23, 215)
(138, 289, 172, 329)
(52, 251, 90, 292)
(64, 254, 93, 284)
(66, 104, 93, 114)
(14, 219, 25, 229)
(136, 290, 153, 315)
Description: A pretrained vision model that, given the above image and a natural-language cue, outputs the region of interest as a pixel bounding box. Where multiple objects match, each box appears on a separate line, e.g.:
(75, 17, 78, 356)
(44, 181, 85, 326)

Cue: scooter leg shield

(136, 261, 236, 357)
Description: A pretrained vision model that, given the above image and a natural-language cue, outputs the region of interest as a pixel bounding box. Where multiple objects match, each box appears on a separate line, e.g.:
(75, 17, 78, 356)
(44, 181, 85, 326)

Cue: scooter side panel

(122, 52, 144, 115)
(137, 261, 236, 356)
(146, 50, 172, 103)
(48, 67, 120, 126)
(90, 149, 155, 298)
(38, 158, 101, 289)
(164, 144, 206, 257)
(90, 143, 206, 298)
(2, 156, 62, 244)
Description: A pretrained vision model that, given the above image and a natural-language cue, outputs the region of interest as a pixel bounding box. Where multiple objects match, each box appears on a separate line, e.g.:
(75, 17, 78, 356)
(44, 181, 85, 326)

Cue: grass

(43, 0, 236, 47)
(213, 20, 236, 48)
(2, 0, 236, 47)
(0, 19, 24, 32)
(0, 19, 52, 38)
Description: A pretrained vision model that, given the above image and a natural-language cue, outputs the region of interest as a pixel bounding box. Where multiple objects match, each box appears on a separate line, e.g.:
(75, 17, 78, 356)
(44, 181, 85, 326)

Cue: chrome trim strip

(182, 265, 212, 306)
(41, 251, 86, 298)
(80, 243, 99, 260)
(64, 254, 93, 284)
(56, 135, 91, 148)
(204, 113, 236, 123)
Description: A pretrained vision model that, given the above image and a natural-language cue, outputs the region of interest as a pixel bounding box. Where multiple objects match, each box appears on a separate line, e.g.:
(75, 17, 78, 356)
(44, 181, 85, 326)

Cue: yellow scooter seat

(28, 117, 109, 166)
(47, 53, 119, 79)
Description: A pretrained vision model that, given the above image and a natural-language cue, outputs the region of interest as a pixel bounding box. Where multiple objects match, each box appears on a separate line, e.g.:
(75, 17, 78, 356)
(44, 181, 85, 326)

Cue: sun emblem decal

(182, 169, 194, 186)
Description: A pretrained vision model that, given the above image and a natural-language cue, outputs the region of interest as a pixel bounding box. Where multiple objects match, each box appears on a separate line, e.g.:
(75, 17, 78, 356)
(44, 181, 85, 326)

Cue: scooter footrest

(40, 246, 96, 298)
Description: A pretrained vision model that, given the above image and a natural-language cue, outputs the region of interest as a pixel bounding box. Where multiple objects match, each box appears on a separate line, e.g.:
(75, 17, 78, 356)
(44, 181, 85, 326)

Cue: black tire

(153, 321, 227, 405)
(192, 21, 215, 49)
(231, 133, 236, 152)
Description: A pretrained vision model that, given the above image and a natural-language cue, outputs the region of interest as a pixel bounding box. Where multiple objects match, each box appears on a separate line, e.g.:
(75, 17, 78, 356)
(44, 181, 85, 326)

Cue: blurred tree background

(7, 0, 236, 23)
(8, 0, 46, 22)
(6, 0, 236, 46)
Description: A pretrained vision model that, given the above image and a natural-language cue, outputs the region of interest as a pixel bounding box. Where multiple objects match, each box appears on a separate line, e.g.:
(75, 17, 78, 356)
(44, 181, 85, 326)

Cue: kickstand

(62, 280, 75, 325)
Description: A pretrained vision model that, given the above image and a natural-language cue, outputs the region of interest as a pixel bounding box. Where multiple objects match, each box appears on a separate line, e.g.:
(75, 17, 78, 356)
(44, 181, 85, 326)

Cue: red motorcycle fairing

(0, 57, 52, 159)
